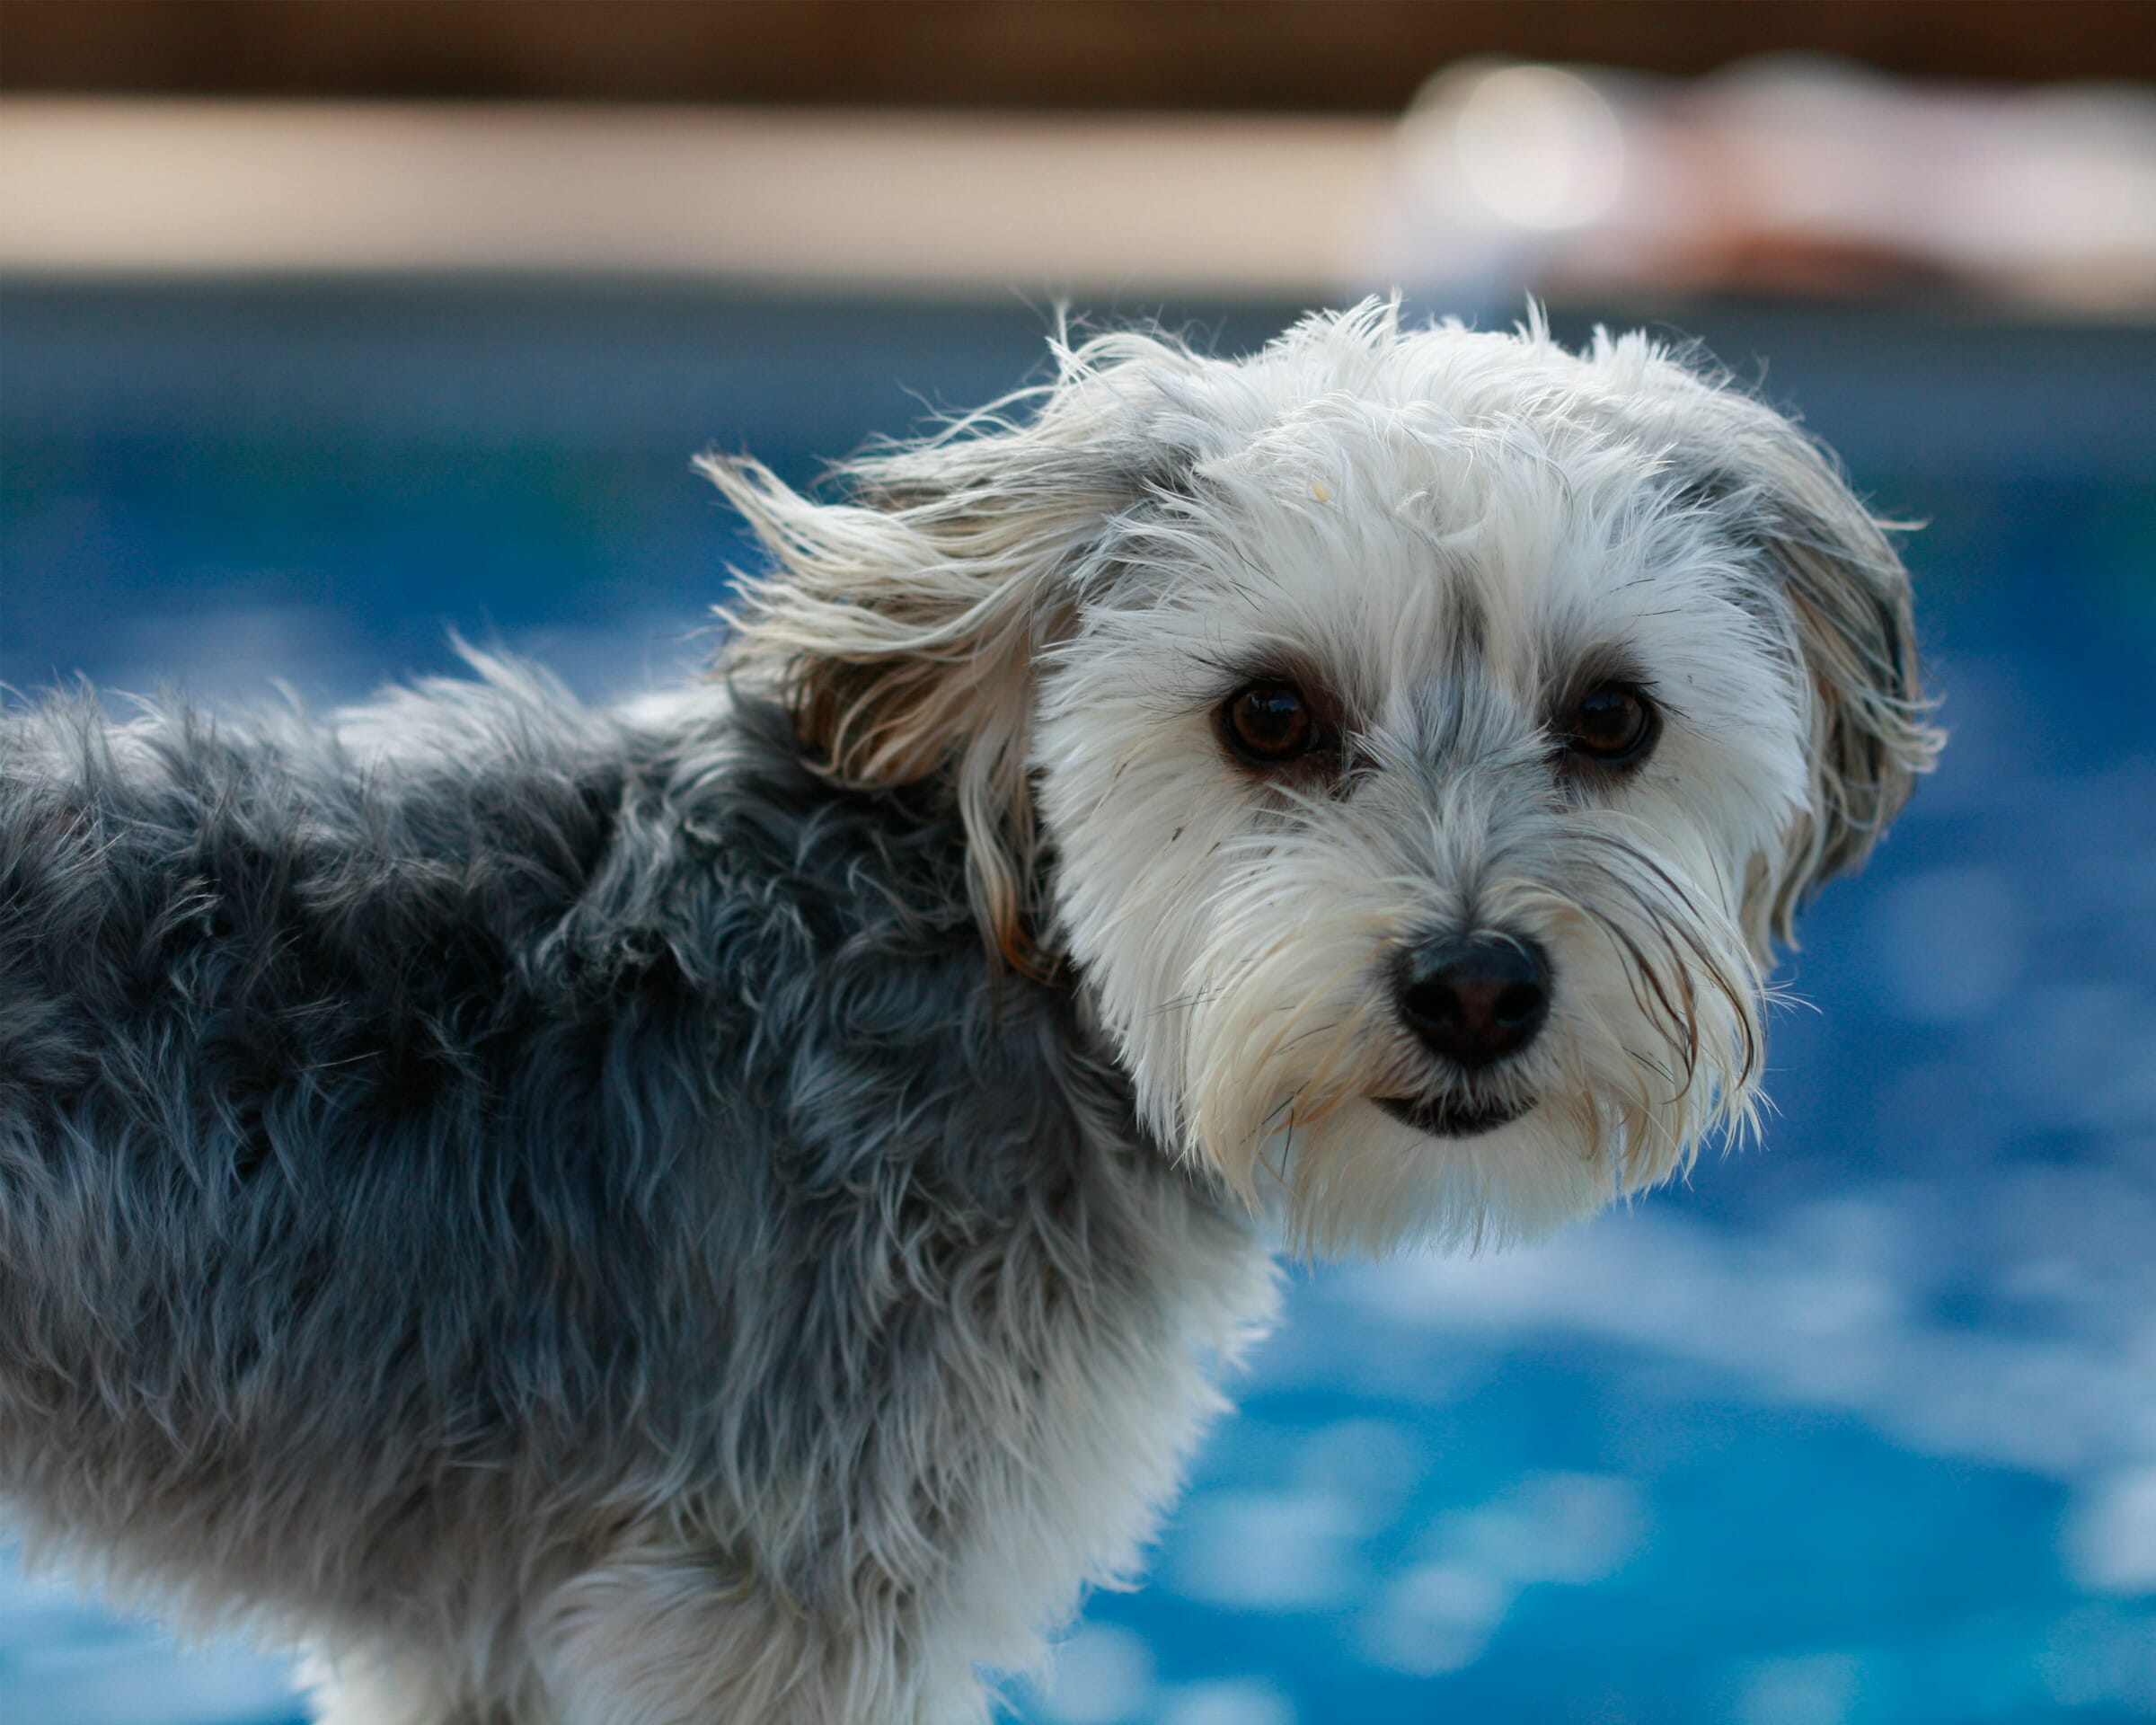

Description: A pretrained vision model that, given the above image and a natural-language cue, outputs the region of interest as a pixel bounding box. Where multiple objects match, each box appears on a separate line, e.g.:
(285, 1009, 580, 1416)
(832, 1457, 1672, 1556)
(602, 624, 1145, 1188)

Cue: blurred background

(4, 4, 2155, 1721)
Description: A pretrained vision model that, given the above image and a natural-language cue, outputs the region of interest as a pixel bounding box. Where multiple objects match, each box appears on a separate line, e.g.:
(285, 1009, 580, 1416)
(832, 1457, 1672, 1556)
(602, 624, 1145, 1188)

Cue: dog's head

(708, 303, 1939, 1254)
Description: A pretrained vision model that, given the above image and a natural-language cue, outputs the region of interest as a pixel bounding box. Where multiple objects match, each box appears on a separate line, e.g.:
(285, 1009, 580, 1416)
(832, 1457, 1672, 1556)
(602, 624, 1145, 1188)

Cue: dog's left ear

(702, 341, 1193, 972)
(1660, 385, 1943, 950)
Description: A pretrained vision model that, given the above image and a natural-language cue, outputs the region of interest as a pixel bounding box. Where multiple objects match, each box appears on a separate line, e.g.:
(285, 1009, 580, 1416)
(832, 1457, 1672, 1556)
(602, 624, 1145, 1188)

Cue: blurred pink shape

(1365, 55, 2156, 314)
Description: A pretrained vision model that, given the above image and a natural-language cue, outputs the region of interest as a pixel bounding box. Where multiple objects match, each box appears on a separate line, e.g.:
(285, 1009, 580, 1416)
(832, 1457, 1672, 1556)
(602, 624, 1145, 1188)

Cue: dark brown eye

(1565, 684, 1658, 766)
(1222, 680, 1316, 764)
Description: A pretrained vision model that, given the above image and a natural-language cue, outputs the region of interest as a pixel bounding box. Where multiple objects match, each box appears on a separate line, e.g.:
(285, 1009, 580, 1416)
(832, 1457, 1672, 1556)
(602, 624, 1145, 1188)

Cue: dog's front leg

(305, 1648, 487, 1725)
(529, 1546, 986, 1725)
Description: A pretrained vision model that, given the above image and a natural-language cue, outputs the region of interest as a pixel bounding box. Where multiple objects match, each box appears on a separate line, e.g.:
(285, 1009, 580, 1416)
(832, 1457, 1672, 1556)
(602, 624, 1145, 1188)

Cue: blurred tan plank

(0, 100, 1387, 294)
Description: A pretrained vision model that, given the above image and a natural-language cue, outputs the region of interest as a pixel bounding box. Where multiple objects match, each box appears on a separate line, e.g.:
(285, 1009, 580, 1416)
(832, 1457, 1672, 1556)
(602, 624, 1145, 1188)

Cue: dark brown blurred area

(8, 0, 2154, 110)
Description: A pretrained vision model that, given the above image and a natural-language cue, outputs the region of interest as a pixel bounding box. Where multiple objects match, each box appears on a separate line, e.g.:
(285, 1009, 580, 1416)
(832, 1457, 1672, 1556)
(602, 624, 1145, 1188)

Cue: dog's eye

(1222, 681, 1316, 764)
(1564, 684, 1658, 766)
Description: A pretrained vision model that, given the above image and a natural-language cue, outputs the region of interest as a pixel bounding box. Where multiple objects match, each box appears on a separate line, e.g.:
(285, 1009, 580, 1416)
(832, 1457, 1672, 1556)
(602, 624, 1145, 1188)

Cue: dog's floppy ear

(1669, 388, 1942, 949)
(703, 337, 1194, 972)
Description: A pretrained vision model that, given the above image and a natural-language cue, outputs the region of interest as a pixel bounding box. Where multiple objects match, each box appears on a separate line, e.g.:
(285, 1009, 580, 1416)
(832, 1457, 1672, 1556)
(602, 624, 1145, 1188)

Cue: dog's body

(0, 305, 1935, 1722)
(0, 673, 1266, 1720)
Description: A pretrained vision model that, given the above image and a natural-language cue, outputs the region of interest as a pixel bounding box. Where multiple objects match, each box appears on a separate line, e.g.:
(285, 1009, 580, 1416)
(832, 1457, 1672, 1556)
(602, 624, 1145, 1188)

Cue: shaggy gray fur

(0, 663, 1263, 1720)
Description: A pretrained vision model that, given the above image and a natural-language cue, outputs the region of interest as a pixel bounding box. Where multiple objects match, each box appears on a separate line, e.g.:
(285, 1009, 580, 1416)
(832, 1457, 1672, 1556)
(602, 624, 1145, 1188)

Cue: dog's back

(0, 669, 698, 1616)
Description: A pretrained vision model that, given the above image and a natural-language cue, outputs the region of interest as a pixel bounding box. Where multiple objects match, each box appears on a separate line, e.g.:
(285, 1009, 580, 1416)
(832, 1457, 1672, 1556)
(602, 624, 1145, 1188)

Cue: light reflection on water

(3, 290, 2152, 1724)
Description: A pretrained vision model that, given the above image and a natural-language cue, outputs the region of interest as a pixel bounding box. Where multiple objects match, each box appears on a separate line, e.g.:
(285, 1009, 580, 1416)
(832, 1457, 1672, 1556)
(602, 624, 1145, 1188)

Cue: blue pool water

(4, 286, 2154, 1724)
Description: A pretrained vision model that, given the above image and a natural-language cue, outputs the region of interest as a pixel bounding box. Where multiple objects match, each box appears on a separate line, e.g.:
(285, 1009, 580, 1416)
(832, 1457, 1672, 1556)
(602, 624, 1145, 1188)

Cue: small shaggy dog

(0, 304, 1934, 1722)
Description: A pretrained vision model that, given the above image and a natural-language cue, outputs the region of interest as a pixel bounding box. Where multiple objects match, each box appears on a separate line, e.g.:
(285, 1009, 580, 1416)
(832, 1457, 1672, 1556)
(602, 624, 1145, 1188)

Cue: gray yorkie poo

(0, 304, 1935, 1722)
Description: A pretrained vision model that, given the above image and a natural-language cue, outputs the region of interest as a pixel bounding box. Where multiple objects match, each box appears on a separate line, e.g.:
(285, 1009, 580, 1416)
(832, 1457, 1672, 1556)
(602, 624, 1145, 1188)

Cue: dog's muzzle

(1377, 932, 1551, 1137)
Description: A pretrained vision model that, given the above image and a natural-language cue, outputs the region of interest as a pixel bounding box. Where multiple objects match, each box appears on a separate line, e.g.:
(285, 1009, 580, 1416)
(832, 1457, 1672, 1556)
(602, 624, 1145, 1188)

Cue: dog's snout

(1397, 933, 1551, 1068)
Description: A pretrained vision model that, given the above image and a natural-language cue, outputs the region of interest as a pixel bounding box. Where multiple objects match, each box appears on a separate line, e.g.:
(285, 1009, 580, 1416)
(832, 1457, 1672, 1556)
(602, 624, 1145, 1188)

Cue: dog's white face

(1031, 401, 1798, 1254)
(713, 304, 1938, 1255)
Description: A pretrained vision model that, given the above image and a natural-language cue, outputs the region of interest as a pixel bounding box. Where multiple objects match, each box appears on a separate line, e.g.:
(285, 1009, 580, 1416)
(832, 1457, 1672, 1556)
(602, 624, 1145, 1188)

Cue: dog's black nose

(1397, 933, 1551, 1068)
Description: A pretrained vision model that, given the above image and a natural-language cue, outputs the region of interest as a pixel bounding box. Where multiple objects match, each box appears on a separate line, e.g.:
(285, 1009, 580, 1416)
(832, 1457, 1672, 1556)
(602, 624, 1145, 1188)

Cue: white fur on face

(718, 300, 1935, 1259)
(1031, 329, 1813, 1257)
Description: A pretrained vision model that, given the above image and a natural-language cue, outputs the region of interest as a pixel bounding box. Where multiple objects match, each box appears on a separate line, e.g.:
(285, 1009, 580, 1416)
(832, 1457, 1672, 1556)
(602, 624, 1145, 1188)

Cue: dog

(0, 302, 1936, 1722)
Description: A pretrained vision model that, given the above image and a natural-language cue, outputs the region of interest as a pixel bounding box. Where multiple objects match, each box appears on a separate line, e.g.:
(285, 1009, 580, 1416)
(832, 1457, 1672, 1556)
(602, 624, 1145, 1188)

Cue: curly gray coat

(0, 664, 1268, 1723)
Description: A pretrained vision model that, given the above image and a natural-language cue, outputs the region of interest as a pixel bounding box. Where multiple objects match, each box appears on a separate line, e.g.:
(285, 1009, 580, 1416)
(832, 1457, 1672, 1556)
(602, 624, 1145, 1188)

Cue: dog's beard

(1146, 811, 1766, 1259)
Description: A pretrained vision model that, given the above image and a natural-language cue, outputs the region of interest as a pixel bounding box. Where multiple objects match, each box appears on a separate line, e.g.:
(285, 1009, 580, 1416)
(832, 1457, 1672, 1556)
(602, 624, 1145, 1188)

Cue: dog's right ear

(1580, 330, 1942, 951)
(703, 338, 1196, 972)
(1648, 376, 1942, 949)
(1731, 437, 1942, 946)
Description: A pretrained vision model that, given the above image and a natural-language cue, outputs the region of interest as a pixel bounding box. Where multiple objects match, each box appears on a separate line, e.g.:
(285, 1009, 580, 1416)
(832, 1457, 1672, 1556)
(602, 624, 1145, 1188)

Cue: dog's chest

(651, 730, 1277, 1598)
